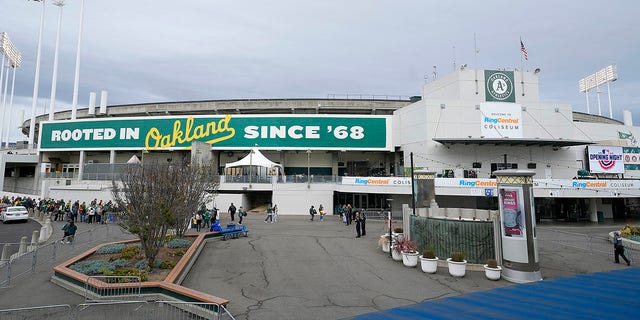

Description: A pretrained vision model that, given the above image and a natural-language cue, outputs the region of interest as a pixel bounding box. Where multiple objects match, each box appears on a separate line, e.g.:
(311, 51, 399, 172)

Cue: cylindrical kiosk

(495, 169, 542, 283)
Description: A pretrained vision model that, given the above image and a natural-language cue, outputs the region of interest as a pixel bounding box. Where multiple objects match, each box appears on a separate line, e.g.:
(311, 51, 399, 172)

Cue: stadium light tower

(28, 0, 46, 148)
(578, 65, 617, 118)
(71, 0, 85, 120)
(0, 33, 22, 147)
(48, 0, 66, 121)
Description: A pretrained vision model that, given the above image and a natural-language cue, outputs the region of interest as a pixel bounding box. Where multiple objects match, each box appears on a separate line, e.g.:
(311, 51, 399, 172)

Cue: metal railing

(0, 301, 235, 320)
(0, 226, 113, 288)
(536, 228, 636, 261)
(85, 276, 142, 302)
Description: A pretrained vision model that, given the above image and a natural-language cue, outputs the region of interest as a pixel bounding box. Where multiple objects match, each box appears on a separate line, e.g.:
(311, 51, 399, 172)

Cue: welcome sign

(480, 102, 522, 138)
(39, 115, 390, 151)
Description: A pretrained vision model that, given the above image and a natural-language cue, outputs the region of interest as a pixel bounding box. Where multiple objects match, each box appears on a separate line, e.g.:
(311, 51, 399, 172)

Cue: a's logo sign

(484, 70, 515, 102)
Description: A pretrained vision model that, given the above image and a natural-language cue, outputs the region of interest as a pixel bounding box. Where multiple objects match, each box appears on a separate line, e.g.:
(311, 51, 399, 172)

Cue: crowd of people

(308, 203, 366, 238)
(1, 195, 118, 224)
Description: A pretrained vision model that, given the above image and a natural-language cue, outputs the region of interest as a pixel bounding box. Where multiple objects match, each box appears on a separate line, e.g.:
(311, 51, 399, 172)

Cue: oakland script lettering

(145, 115, 235, 150)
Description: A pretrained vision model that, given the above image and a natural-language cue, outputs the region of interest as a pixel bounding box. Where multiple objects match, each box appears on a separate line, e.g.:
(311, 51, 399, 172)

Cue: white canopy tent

(224, 148, 283, 176)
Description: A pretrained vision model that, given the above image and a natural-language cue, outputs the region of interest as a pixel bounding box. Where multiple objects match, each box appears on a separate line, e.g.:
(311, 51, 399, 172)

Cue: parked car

(1, 206, 29, 223)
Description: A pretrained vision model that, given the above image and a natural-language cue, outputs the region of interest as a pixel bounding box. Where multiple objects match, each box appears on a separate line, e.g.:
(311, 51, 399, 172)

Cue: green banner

(485, 70, 515, 103)
(39, 115, 389, 151)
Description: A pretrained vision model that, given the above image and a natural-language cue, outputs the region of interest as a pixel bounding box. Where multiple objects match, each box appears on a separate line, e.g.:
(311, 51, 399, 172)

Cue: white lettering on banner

(51, 128, 137, 142)
(244, 125, 364, 140)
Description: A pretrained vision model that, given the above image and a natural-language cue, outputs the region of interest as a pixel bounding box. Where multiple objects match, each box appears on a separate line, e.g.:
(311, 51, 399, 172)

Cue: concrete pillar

(78, 150, 85, 180)
(109, 150, 116, 164)
(1, 244, 10, 261)
(589, 198, 598, 222)
(31, 230, 39, 245)
(19, 236, 28, 254)
(331, 151, 339, 176)
(495, 169, 541, 283)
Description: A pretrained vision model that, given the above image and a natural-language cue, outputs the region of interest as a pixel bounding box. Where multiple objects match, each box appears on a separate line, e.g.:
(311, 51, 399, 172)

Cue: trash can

(597, 211, 604, 223)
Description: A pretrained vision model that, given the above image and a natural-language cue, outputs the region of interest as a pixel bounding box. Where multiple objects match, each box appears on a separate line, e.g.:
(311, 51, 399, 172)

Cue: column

(495, 169, 542, 283)
(109, 150, 116, 164)
(589, 198, 598, 222)
(78, 150, 85, 181)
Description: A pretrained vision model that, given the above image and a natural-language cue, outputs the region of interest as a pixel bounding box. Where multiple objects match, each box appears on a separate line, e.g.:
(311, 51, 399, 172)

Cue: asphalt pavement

(0, 213, 634, 320)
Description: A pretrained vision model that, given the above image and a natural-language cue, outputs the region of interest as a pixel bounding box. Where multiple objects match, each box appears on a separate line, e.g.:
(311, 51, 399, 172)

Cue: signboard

(480, 103, 522, 138)
(39, 115, 390, 151)
(499, 186, 526, 238)
(484, 70, 515, 103)
(341, 177, 410, 186)
(623, 147, 640, 170)
(587, 146, 624, 174)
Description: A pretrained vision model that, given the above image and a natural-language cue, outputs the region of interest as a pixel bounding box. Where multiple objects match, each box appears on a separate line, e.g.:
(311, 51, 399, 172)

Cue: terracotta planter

(402, 251, 420, 267)
(391, 246, 403, 261)
(484, 265, 502, 280)
(447, 258, 467, 277)
(420, 256, 439, 273)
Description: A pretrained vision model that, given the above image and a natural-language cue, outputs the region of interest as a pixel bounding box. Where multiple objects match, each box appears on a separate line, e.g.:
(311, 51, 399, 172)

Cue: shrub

(393, 227, 403, 233)
(422, 244, 436, 259)
(120, 245, 140, 259)
(70, 260, 115, 275)
(395, 239, 417, 253)
(160, 260, 176, 269)
(167, 238, 192, 248)
(96, 244, 126, 254)
(135, 259, 148, 270)
(111, 259, 129, 268)
(377, 237, 389, 248)
(487, 259, 498, 268)
(153, 259, 163, 269)
(450, 252, 465, 262)
(170, 249, 185, 257)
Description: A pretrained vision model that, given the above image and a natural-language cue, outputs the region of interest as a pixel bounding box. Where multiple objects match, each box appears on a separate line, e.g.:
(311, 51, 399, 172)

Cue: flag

(520, 40, 528, 60)
(619, 131, 632, 139)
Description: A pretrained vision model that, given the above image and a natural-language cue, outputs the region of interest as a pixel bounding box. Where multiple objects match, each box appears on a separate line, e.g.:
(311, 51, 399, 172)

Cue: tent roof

(126, 155, 141, 164)
(224, 148, 283, 170)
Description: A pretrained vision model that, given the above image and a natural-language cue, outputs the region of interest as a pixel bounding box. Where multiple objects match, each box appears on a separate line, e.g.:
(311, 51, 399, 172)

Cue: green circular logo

(486, 72, 513, 101)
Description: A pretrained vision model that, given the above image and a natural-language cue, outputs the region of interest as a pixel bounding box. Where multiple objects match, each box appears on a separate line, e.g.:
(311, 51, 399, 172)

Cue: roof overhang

(433, 138, 594, 147)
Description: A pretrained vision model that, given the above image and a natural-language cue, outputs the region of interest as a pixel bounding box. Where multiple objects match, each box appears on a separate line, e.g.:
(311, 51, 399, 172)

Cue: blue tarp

(351, 268, 640, 319)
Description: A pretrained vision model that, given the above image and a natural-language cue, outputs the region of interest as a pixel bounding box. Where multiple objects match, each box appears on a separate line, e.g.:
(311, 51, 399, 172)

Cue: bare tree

(112, 163, 217, 265)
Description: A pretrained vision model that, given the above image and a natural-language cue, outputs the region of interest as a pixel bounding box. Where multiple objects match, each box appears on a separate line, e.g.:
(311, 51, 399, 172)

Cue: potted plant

(393, 227, 404, 241)
(397, 239, 419, 267)
(447, 251, 467, 277)
(484, 258, 502, 280)
(378, 236, 390, 253)
(420, 244, 438, 273)
(391, 241, 403, 262)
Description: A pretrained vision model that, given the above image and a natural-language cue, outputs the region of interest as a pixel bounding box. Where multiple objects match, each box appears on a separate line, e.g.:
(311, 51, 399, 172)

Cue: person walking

(265, 205, 273, 223)
(345, 204, 353, 226)
(354, 211, 362, 238)
(614, 231, 631, 266)
(228, 203, 237, 222)
(195, 212, 203, 232)
(61, 219, 77, 244)
(204, 209, 211, 228)
(273, 204, 279, 222)
(309, 205, 317, 221)
(319, 204, 325, 221)
(238, 206, 245, 225)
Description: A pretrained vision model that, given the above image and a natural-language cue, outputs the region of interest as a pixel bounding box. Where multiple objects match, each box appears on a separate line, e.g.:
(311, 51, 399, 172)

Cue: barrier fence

(0, 301, 234, 320)
(85, 276, 142, 302)
(0, 226, 113, 288)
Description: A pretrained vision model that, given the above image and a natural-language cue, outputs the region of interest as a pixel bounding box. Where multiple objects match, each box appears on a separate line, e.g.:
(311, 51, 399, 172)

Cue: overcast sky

(1, 0, 638, 142)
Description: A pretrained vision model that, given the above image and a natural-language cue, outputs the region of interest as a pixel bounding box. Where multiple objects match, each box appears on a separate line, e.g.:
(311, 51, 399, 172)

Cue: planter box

(447, 258, 467, 277)
(402, 251, 419, 267)
(484, 265, 502, 280)
(420, 256, 438, 273)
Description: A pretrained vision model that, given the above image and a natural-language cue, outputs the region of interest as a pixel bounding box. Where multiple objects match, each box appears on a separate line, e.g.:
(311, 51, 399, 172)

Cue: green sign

(484, 70, 515, 103)
(623, 147, 640, 170)
(39, 115, 390, 151)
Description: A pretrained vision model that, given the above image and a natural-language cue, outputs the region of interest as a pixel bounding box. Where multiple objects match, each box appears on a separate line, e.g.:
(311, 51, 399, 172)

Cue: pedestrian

(309, 205, 317, 221)
(212, 207, 218, 224)
(265, 204, 273, 223)
(204, 209, 211, 228)
(238, 206, 245, 225)
(354, 211, 362, 238)
(361, 209, 366, 236)
(61, 219, 77, 244)
(79, 202, 86, 222)
(273, 204, 279, 222)
(319, 204, 325, 221)
(614, 231, 631, 266)
(228, 203, 237, 221)
(195, 212, 203, 232)
(87, 206, 96, 223)
(345, 204, 353, 225)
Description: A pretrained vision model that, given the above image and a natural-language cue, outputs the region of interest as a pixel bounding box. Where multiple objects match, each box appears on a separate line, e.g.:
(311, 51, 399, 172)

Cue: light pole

(71, 0, 85, 120)
(386, 198, 393, 258)
(248, 148, 254, 188)
(28, 0, 46, 148)
(48, 0, 65, 121)
(306, 149, 311, 188)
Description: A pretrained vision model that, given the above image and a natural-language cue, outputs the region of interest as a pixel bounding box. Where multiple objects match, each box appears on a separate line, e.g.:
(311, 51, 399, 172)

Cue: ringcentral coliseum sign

(38, 115, 391, 151)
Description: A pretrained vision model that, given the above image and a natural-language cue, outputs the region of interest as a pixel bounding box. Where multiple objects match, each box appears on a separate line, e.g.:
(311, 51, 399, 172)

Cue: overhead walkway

(352, 268, 640, 319)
